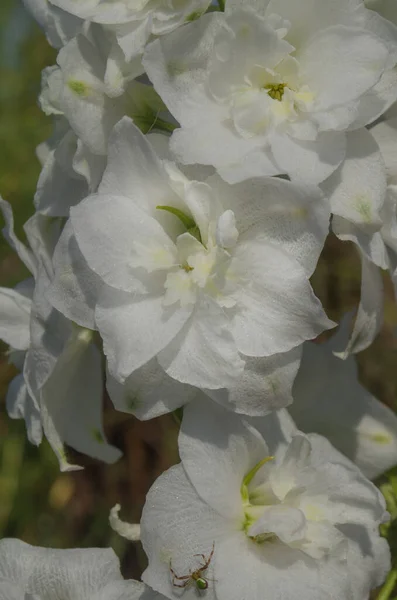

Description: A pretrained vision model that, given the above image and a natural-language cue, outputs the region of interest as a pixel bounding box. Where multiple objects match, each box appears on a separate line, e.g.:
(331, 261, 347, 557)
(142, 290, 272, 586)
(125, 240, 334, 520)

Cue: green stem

(218, 0, 225, 10)
(378, 568, 397, 600)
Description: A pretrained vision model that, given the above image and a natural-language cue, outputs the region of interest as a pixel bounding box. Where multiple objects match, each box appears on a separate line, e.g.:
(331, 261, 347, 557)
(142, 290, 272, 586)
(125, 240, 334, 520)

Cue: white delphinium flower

(51, 116, 333, 395)
(50, 207, 304, 419)
(141, 399, 390, 600)
(39, 26, 144, 157)
(22, 0, 82, 49)
(322, 123, 397, 356)
(47, 0, 212, 61)
(35, 25, 174, 217)
(289, 314, 397, 479)
(143, 0, 397, 184)
(0, 539, 160, 600)
(49, 216, 304, 419)
(0, 198, 121, 470)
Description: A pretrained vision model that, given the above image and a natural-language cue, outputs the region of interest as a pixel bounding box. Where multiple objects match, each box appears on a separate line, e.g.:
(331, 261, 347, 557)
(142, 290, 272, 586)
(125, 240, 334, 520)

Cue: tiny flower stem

(377, 567, 397, 600)
(217, 0, 225, 10)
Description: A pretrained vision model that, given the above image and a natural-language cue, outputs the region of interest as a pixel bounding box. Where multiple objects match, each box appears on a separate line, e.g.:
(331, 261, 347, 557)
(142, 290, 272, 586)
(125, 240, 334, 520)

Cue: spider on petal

(169, 542, 215, 592)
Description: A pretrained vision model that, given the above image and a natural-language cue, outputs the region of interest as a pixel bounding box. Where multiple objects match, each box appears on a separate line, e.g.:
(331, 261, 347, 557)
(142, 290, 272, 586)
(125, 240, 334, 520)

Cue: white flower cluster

(2, 0, 397, 596)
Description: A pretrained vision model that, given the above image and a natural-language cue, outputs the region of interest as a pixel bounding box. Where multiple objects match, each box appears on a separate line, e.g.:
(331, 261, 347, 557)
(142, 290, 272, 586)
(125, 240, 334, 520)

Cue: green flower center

(264, 83, 286, 101)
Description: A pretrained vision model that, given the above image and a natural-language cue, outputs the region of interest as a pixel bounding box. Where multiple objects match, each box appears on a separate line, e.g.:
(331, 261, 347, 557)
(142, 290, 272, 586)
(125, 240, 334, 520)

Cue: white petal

(40, 328, 121, 466)
(6, 375, 42, 446)
(0, 198, 37, 276)
(96, 287, 192, 382)
(0, 539, 123, 598)
(143, 13, 223, 126)
(171, 119, 276, 180)
(34, 129, 90, 217)
(116, 19, 151, 60)
(57, 35, 124, 155)
(271, 131, 346, 184)
(23, 259, 72, 399)
(215, 531, 352, 600)
(323, 128, 387, 228)
(141, 464, 231, 600)
(334, 254, 383, 357)
(96, 580, 153, 600)
(208, 174, 330, 276)
(157, 301, 244, 389)
(300, 433, 387, 524)
(370, 116, 397, 183)
(332, 215, 389, 269)
(109, 504, 141, 542)
(216, 147, 281, 184)
(180, 396, 269, 518)
(73, 139, 106, 192)
(380, 185, 397, 258)
(23, 212, 62, 277)
(230, 240, 334, 356)
(106, 359, 198, 420)
(183, 182, 222, 247)
(206, 348, 302, 417)
(216, 211, 239, 249)
(290, 318, 397, 479)
(226, 0, 271, 14)
(352, 66, 397, 129)
(98, 118, 177, 211)
(0, 287, 31, 350)
(247, 505, 306, 544)
(360, 6, 397, 65)
(0, 579, 23, 600)
(265, 0, 362, 48)
(299, 26, 389, 111)
(48, 220, 102, 330)
(250, 409, 297, 455)
(71, 194, 176, 294)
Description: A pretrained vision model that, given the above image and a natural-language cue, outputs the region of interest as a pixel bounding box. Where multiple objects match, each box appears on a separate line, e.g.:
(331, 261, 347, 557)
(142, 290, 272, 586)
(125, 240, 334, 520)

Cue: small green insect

(169, 542, 215, 592)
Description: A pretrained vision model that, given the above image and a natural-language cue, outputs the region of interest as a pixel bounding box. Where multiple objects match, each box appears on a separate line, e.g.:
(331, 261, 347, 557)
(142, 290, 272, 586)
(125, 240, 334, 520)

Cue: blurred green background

(1, 0, 397, 595)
